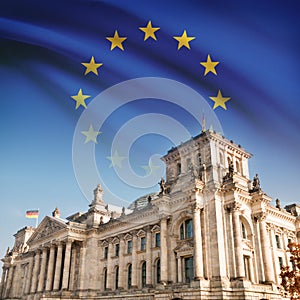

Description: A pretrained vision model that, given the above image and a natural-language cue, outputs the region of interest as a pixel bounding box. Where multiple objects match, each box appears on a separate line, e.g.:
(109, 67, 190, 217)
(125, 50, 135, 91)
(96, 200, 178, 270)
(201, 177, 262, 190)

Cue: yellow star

(81, 125, 101, 144)
(139, 21, 160, 41)
(81, 56, 103, 76)
(173, 30, 195, 50)
(209, 90, 231, 110)
(106, 30, 127, 51)
(71, 89, 91, 109)
(107, 150, 126, 168)
(200, 54, 219, 76)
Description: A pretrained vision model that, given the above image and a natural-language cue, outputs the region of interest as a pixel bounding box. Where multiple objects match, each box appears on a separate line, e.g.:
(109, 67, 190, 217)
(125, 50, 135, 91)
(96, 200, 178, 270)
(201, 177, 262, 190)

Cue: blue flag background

(0, 0, 299, 258)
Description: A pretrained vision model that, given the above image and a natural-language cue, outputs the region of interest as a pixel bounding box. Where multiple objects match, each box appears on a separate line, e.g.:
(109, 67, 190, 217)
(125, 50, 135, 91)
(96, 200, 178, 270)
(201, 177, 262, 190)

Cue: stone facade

(1, 130, 299, 300)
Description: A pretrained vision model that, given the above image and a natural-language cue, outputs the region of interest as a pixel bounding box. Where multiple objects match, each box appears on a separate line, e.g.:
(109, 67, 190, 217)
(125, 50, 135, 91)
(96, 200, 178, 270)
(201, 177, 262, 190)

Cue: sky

(0, 0, 299, 261)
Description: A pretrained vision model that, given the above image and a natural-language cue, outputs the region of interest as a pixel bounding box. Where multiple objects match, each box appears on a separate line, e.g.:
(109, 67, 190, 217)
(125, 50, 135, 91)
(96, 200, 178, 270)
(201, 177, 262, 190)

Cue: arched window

(103, 268, 107, 290)
(127, 264, 132, 289)
(156, 259, 161, 284)
(180, 219, 193, 239)
(141, 261, 146, 288)
(115, 266, 119, 289)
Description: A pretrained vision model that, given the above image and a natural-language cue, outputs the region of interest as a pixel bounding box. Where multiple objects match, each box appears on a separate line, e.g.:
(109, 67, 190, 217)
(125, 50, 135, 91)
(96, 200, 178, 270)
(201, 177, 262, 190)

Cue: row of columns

(24, 240, 74, 295)
(226, 202, 276, 283)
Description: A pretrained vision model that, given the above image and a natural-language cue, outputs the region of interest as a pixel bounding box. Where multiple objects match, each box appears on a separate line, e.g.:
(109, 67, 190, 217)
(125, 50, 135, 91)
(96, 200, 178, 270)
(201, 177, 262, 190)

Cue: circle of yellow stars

(70, 20, 231, 169)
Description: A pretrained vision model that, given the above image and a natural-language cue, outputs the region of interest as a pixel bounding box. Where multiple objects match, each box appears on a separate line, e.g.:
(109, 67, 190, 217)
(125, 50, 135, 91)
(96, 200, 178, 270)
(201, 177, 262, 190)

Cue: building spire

(201, 112, 206, 133)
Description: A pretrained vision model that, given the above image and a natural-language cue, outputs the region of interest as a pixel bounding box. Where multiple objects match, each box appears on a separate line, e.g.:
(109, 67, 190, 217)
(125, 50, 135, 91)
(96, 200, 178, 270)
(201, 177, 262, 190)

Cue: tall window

(198, 153, 202, 166)
(241, 223, 247, 239)
(104, 246, 108, 259)
(156, 259, 161, 283)
(186, 158, 191, 171)
(155, 233, 161, 247)
(244, 256, 251, 280)
(184, 257, 194, 283)
(141, 237, 146, 251)
(127, 240, 132, 254)
(115, 243, 119, 257)
(278, 257, 284, 269)
(180, 219, 193, 240)
(177, 163, 181, 175)
(115, 266, 119, 289)
(276, 235, 281, 249)
(127, 264, 132, 289)
(141, 262, 146, 288)
(103, 268, 107, 290)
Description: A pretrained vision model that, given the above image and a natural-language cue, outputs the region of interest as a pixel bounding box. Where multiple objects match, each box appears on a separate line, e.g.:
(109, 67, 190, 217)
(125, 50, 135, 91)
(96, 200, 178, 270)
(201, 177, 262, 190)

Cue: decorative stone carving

(34, 219, 66, 241)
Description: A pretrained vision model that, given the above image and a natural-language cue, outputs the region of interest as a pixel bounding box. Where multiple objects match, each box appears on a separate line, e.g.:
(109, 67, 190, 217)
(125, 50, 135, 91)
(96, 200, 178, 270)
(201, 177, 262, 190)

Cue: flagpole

(35, 208, 39, 228)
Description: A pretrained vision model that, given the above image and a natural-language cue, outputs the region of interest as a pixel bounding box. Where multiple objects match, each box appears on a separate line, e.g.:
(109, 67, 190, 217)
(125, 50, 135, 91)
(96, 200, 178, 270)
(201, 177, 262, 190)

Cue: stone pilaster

(45, 245, 56, 291)
(160, 217, 168, 284)
(106, 239, 113, 290)
(177, 256, 182, 283)
(131, 232, 138, 288)
(193, 203, 204, 280)
(118, 236, 125, 289)
(146, 227, 152, 286)
(62, 240, 72, 290)
(256, 212, 275, 283)
(53, 242, 63, 290)
(31, 250, 40, 293)
(231, 203, 245, 278)
(37, 247, 48, 292)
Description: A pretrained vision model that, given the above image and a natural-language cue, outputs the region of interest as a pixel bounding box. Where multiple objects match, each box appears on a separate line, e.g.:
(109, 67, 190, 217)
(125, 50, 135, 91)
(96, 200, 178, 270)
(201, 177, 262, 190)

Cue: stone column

(0, 267, 7, 298)
(131, 232, 138, 288)
(31, 250, 41, 293)
(45, 245, 56, 291)
(68, 246, 77, 291)
(119, 236, 125, 289)
(4, 266, 14, 298)
(24, 255, 34, 294)
(146, 228, 152, 286)
(232, 203, 245, 278)
(53, 242, 63, 290)
(177, 257, 182, 283)
(62, 240, 72, 290)
(160, 217, 168, 284)
(257, 213, 275, 283)
(37, 247, 48, 292)
(193, 204, 203, 280)
(78, 242, 87, 290)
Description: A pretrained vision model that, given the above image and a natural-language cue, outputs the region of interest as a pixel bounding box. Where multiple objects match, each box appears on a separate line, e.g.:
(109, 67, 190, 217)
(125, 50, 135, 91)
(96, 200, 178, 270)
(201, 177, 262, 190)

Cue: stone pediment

(174, 240, 194, 254)
(27, 216, 67, 244)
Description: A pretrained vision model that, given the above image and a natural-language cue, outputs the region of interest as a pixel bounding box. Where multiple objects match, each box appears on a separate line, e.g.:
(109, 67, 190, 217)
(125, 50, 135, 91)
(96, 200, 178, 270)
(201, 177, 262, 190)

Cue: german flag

(25, 210, 39, 219)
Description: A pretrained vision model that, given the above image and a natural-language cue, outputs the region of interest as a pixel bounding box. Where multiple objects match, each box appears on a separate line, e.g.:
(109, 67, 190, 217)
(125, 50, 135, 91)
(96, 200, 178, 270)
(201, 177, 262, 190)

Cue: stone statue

(159, 178, 166, 195)
(121, 206, 126, 216)
(275, 198, 281, 209)
(252, 174, 260, 190)
(228, 160, 234, 178)
(93, 183, 104, 204)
